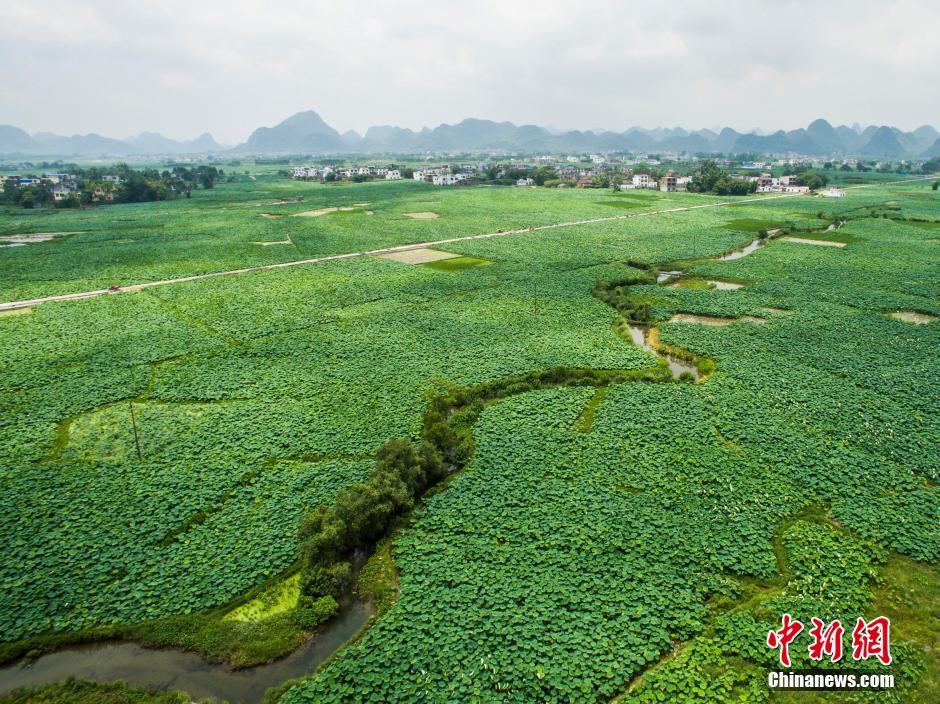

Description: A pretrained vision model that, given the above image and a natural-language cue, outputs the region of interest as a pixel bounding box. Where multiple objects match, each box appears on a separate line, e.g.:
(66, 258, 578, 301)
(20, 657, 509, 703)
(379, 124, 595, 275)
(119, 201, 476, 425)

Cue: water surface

(0, 602, 374, 704)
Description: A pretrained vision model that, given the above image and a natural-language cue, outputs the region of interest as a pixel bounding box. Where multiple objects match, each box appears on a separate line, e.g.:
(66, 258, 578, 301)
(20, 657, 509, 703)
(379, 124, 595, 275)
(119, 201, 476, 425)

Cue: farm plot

(0, 179, 937, 702)
(280, 204, 938, 704)
(0, 178, 701, 301)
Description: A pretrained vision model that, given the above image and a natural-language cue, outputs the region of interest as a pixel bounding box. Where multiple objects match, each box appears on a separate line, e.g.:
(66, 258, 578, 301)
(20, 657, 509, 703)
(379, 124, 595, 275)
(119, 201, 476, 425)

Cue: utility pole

(129, 403, 142, 461)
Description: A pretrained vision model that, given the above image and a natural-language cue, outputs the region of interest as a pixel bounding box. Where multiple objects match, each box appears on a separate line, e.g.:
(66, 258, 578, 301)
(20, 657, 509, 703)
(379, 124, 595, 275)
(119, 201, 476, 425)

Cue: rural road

(0, 175, 934, 312)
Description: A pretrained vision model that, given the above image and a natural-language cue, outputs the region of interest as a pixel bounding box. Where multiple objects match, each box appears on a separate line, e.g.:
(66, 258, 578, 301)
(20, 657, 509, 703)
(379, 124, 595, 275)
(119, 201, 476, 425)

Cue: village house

(516, 177, 534, 186)
(385, 170, 401, 180)
(632, 173, 656, 189)
(414, 167, 449, 182)
(659, 170, 678, 192)
(431, 173, 465, 186)
(91, 185, 116, 202)
(51, 184, 77, 202)
(821, 187, 846, 198)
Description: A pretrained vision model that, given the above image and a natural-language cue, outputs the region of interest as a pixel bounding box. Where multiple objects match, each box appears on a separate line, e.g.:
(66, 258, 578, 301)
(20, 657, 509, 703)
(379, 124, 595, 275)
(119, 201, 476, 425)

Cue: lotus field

(0, 175, 936, 703)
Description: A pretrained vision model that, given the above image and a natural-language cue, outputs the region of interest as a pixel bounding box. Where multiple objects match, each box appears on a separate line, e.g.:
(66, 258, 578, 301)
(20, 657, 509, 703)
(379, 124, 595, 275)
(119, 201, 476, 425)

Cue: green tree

(531, 166, 557, 186)
(687, 160, 723, 193)
(795, 172, 828, 189)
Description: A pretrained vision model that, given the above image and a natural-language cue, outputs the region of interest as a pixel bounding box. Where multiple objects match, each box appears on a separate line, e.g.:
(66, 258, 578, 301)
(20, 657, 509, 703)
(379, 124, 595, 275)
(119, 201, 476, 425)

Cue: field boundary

(0, 175, 933, 312)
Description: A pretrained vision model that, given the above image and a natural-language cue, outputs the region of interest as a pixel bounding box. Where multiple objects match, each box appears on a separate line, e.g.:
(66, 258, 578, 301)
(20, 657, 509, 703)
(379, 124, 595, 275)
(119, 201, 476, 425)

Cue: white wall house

(385, 170, 401, 180)
(632, 174, 656, 189)
(431, 173, 465, 186)
(822, 187, 846, 198)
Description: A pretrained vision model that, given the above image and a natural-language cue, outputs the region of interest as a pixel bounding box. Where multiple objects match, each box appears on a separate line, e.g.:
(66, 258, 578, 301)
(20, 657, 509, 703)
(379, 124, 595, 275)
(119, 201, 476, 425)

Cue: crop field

(0, 177, 937, 703)
(0, 179, 728, 301)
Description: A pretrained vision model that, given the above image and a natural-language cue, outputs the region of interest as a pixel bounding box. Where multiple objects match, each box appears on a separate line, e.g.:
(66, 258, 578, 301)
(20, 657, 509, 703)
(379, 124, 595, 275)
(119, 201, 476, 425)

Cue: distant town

(285, 154, 870, 195)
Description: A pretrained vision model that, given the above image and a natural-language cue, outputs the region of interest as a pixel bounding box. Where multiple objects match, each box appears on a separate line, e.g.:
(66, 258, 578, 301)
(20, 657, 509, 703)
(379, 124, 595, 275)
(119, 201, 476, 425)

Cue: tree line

(1, 164, 223, 209)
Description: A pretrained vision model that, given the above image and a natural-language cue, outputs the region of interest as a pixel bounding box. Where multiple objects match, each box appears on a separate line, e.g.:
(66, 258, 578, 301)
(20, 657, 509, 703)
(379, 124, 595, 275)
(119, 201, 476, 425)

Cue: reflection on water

(0, 602, 375, 704)
(656, 270, 684, 283)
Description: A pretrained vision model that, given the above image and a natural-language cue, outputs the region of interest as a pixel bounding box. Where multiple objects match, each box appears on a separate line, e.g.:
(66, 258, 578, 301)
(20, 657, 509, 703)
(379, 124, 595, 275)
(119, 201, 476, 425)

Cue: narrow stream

(716, 220, 842, 262)
(717, 237, 765, 260)
(0, 602, 374, 704)
(627, 324, 699, 379)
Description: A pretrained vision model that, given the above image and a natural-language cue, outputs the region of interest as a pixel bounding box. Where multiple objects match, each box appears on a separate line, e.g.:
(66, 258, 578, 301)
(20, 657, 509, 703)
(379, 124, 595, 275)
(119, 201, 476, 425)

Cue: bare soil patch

(293, 206, 361, 218)
(374, 248, 460, 265)
(670, 313, 766, 326)
(403, 212, 440, 220)
(0, 232, 84, 247)
(781, 236, 847, 247)
(887, 310, 937, 324)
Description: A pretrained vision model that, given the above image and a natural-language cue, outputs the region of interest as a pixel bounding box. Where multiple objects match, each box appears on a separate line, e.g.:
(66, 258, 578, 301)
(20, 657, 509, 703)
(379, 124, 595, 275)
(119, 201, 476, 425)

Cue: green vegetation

(0, 679, 198, 704)
(422, 255, 492, 271)
(871, 556, 940, 701)
(688, 159, 758, 196)
(0, 174, 936, 702)
(356, 540, 399, 617)
(224, 573, 302, 622)
(723, 218, 786, 233)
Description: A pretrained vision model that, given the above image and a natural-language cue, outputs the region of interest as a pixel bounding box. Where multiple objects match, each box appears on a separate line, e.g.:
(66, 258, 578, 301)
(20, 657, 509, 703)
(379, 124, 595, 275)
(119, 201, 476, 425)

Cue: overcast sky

(1, 1, 937, 144)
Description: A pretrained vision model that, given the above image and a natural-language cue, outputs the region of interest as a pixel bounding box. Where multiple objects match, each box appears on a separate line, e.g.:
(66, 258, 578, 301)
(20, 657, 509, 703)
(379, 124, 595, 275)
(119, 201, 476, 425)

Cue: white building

(516, 177, 534, 186)
(291, 166, 323, 179)
(632, 174, 656, 189)
(385, 170, 402, 180)
(821, 187, 846, 198)
(431, 173, 466, 186)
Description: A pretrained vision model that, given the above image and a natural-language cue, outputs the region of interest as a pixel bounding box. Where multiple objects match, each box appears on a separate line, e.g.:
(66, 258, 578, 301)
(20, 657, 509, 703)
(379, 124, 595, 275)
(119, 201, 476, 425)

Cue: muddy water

(0, 602, 374, 704)
(627, 324, 699, 379)
(705, 280, 743, 290)
(656, 270, 684, 283)
(717, 237, 765, 260)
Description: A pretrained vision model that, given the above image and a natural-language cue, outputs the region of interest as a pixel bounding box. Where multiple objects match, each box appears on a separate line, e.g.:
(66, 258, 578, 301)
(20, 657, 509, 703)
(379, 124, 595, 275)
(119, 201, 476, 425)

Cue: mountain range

(231, 112, 939, 158)
(0, 125, 223, 157)
(1, 112, 938, 158)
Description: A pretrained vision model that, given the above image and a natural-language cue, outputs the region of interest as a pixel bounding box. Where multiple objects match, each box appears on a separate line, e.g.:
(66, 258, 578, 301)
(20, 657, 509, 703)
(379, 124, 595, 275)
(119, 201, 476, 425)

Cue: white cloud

(0, 0, 937, 143)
